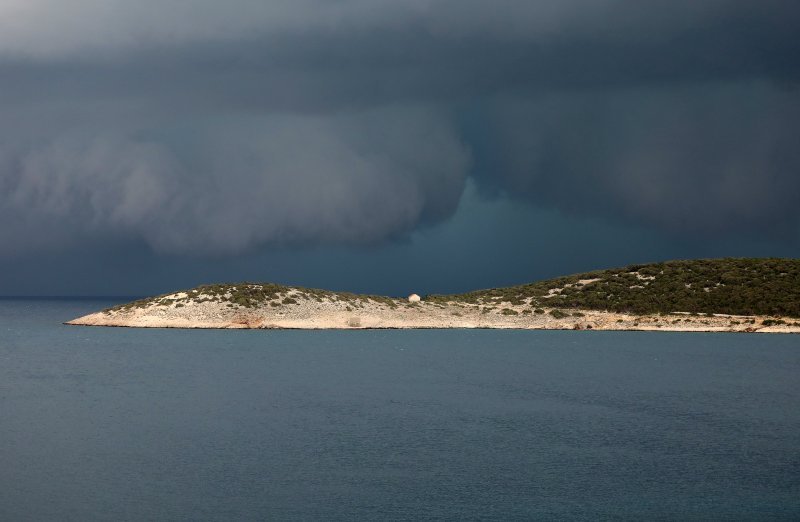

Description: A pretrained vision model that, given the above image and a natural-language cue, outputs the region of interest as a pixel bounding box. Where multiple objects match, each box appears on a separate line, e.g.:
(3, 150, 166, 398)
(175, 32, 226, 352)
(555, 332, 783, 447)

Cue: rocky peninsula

(68, 258, 800, 333)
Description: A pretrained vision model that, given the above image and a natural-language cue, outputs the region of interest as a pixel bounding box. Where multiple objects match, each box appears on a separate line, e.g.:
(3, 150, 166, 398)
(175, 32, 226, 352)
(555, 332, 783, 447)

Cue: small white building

(408, 293, 421, 303)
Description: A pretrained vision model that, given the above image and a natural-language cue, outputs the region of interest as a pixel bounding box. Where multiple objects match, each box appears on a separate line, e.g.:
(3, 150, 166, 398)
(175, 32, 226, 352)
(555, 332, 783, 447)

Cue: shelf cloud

(1, 0, 799, 256)
(0, 108, 469, 253)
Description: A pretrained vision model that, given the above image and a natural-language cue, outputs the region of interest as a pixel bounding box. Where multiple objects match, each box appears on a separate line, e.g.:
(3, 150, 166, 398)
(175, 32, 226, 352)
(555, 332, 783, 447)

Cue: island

(67, 258, 800, 333)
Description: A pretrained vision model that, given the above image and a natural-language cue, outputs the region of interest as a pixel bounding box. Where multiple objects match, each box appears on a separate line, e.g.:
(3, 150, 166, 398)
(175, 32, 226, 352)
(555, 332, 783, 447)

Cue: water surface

(1, 299, 798, 520)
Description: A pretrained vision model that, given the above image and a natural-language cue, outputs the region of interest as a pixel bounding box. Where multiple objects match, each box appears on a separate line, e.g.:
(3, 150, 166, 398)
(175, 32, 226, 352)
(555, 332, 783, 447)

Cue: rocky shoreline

(67, 286, 800, 333)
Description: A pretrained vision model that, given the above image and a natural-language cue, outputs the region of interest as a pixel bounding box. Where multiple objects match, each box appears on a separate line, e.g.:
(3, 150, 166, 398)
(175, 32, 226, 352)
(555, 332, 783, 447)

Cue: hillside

(430, 258, 800, 318)
(67, 258, 800, 331)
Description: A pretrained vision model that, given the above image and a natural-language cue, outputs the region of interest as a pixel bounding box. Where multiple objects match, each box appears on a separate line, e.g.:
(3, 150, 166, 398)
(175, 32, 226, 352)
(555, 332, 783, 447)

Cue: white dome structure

(408, 293, 421, 303)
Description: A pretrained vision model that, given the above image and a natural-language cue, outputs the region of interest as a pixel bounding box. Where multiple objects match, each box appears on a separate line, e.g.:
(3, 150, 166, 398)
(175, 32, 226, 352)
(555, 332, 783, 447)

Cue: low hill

(67, 258, 800, 331)
(429, 258, 800, 317)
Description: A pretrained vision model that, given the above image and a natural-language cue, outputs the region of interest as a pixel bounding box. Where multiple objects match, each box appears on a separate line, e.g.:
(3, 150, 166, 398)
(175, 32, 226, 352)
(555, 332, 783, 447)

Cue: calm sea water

(1, 298, 799, 521)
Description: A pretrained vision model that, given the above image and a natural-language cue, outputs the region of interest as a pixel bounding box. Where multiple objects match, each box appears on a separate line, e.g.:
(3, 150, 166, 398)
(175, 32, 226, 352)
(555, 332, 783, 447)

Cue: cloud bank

(0, 108, 468, 253)
(1, 0, 798, 256)
(473, 81, 800, 236)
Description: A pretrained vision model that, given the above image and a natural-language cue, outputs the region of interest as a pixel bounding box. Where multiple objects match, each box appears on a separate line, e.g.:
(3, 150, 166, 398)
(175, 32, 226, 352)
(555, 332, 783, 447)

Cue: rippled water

(1, 298, 799, 520)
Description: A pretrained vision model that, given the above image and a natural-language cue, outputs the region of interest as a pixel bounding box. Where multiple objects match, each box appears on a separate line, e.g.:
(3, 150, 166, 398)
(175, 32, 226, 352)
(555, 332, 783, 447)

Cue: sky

(1, 0, 799, 296)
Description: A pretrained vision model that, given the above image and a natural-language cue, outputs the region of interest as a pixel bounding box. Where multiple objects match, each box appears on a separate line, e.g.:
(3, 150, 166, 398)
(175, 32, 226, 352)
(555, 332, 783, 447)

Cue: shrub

(103, 259, 800, 320)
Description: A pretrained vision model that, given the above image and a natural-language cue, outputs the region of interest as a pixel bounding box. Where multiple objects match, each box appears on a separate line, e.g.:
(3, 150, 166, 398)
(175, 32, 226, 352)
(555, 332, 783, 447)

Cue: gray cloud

(471, 80, 800, 237)
(1, 0, 799, 257)
(0, 106, 469, 255)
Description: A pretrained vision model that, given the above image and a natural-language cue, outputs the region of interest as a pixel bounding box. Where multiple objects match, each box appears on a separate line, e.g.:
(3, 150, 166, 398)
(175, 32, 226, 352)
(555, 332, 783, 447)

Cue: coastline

(66, 288, 800, 333)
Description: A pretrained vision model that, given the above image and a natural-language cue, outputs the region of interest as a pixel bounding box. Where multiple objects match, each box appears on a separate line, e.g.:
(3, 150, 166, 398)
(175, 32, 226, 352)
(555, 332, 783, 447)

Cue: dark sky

(1, 0, 799, 296)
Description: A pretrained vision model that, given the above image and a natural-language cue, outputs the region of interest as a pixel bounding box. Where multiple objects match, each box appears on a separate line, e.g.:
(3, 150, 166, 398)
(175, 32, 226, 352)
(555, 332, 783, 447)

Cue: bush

(549, 309, 569, 319)
(104, 259, 800, 320)
(423, 258, 800, 318)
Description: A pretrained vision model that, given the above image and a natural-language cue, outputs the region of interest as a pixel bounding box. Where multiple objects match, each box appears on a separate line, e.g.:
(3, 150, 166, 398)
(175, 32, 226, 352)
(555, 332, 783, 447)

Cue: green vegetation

(429, 258, 800, 318)
(106, 258, 800, 320)
(105, 281, 403, 313)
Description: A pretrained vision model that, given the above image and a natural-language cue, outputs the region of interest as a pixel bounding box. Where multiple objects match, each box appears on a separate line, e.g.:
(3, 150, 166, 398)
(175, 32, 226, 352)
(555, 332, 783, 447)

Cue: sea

(1, 298, 798, 521)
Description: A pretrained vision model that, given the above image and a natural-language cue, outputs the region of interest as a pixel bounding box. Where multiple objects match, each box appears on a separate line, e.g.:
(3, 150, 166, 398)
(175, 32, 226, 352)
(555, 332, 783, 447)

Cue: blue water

(1, 299, 799, 521)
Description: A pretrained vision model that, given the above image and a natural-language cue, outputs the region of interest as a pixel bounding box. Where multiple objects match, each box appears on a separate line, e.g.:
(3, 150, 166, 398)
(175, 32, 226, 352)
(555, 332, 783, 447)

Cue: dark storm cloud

(0, 108, 468, 254)
(1, 0, 799, 256)
(470, 81, 800, 237)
